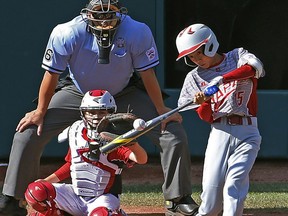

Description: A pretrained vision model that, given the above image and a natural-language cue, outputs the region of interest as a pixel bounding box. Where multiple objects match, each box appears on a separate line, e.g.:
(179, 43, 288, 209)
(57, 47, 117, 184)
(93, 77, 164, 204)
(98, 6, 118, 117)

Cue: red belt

(213, 115, 252, 125)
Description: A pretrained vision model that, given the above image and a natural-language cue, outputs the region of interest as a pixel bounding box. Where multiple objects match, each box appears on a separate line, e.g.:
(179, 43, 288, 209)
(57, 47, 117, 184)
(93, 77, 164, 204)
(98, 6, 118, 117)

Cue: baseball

(133, 118, 146, 131)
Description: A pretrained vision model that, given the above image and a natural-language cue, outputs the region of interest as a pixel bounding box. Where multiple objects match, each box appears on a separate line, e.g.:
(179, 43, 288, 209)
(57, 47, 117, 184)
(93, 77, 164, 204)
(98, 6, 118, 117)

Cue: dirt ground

(120, 157, 288, 216)
(1, 157, 287, 216)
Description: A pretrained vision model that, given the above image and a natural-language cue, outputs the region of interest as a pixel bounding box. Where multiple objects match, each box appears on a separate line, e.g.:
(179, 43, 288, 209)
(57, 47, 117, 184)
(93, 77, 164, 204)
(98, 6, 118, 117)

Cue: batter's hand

(157, 106, 183, 133)
(16, 110, 45, 136)
(194, 92, 211, 104)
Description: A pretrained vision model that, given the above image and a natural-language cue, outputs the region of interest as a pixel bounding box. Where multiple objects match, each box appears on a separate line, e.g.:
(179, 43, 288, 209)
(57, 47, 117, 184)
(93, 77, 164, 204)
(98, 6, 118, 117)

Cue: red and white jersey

(178, 48, 265, 120)
(64, 120, 133, 197)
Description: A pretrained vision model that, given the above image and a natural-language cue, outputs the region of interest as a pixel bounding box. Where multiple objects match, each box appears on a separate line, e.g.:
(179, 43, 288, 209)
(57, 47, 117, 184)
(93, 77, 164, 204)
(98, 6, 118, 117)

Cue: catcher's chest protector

(68, 121, 123, 197)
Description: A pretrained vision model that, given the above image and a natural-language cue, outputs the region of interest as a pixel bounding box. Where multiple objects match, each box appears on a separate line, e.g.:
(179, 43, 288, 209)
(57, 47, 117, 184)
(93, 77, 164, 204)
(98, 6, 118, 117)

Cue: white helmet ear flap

(203, 32, 219, 57)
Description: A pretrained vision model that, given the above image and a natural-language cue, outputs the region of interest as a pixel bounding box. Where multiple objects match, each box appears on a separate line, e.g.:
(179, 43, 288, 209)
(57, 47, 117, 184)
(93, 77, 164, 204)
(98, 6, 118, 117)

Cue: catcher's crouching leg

(25, 181, 65, 216)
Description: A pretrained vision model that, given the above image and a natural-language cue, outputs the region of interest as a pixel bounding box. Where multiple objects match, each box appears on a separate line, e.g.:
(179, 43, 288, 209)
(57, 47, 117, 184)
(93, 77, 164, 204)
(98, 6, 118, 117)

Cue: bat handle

(204, 85, 219, 96)
(99, 144, 115, 154)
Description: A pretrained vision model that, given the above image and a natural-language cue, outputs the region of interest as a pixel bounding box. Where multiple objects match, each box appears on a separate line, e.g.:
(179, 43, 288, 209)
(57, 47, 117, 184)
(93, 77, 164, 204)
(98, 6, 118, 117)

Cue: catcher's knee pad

(90, 207, 109, 216)
(25, 181, 56, 213)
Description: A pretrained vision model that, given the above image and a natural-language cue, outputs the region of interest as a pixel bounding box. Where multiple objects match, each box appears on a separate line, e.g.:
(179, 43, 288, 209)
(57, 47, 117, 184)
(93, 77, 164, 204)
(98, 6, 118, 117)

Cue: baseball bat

(99, 85, 219, 154)
(99, 100, 199, 154)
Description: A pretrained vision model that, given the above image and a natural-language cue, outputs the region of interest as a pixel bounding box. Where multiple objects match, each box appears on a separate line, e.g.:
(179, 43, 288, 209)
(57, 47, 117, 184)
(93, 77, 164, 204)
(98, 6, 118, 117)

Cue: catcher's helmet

(80, 89, 117, 113)
(80, 90, 117, 139)
(176, 24, 219, 61)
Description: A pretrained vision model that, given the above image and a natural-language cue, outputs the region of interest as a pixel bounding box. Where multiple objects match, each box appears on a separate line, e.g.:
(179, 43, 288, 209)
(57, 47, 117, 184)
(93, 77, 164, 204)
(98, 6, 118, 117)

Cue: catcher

(24, 89, 148, 216)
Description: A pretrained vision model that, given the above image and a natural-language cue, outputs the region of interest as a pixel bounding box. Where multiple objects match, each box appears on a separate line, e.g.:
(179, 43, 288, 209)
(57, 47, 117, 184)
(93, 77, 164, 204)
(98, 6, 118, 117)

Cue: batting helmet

(176, 24, 219, 61)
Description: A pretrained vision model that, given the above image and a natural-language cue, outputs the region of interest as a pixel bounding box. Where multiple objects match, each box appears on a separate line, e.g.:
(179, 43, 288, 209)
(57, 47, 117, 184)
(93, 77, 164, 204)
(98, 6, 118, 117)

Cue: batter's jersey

(178, 48, 265, 120)
(64, 120, 133, 197)
(41, 15, 159, 95)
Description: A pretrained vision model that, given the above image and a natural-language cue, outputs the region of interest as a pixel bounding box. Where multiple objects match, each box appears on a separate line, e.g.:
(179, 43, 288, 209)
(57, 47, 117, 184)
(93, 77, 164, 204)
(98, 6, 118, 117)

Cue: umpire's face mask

(80, 2, 128, 64)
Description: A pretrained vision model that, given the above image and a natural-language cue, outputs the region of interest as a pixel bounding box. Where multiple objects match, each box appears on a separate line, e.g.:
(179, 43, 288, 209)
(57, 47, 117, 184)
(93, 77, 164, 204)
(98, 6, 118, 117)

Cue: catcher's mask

(80, 89, 116, 140)
(80, 0, 128, 64)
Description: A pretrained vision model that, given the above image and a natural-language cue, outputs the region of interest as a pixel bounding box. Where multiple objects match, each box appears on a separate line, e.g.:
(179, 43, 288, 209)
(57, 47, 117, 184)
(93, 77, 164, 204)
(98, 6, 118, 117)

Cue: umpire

(0, 0, 198, 216)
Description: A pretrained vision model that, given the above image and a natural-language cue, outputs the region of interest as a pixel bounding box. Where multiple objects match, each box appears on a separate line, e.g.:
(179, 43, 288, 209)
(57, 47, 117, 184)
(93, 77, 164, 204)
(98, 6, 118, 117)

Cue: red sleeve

(107, 146, 134, 167)
(54, 149, 71, 181)
(195, 100, 213, 123)
(119, 146, 132, 161)
(223, 65, 256, 82)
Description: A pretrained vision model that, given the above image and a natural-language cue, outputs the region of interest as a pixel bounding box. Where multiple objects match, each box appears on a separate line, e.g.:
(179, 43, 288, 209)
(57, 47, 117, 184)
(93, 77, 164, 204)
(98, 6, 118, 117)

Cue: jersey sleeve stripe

(135, 60, 159, 71)
(41, 63, 65, 74)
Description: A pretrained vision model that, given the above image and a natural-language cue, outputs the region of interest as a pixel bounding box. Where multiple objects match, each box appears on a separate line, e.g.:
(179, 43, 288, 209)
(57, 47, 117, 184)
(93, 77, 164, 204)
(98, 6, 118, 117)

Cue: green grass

(121, 184, 164, 206)
(246, 183, 288, 209)
(121, 183, 288, 211)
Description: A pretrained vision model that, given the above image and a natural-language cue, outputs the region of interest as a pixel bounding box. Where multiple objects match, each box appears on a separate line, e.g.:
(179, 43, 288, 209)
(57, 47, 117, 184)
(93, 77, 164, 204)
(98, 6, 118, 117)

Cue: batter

(176, 24, 265, 216)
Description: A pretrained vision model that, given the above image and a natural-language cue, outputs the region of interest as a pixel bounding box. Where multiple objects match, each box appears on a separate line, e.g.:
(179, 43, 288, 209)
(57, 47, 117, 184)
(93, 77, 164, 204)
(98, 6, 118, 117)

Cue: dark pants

(3, 84, 193, 201)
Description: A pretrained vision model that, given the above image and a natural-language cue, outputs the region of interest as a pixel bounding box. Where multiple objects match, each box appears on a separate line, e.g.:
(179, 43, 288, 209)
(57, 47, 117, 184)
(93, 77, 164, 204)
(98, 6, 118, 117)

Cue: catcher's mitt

(96, 112, 138, 144)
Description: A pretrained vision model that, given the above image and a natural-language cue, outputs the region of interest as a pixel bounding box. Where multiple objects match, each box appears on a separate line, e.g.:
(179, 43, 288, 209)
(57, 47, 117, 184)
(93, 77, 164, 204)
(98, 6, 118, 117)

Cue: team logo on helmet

(187, 27, 195, 34)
